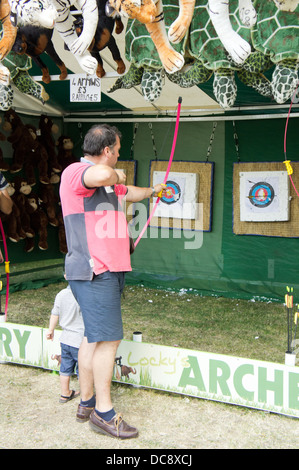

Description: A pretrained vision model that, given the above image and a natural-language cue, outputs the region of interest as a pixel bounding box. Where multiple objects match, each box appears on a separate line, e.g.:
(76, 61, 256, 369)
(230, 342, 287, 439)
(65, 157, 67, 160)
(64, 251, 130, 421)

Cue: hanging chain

(130, 123, 139, 160)
(233, 120, 240, 162)
(206, 122, 217, 162)
(148, 122, 158, 159)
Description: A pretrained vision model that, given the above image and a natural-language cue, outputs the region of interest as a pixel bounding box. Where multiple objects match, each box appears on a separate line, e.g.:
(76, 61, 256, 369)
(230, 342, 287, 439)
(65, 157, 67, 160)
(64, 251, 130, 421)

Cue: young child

(46, 284, 84, 403)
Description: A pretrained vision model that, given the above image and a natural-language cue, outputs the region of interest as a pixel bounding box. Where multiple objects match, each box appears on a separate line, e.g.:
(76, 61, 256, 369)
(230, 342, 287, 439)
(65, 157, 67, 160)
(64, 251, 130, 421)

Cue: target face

(161, 181, 181, 205)
(152, 171, 199, 220)
(249, 182, 275, 208)
(239, 171, 290, 222)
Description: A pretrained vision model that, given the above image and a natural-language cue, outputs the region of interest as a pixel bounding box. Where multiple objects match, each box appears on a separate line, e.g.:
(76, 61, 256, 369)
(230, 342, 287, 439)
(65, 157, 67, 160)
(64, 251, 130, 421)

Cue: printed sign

(0, 323, 43, 367)
(70, 74, 101, 103)
(1, 322, 299, 418)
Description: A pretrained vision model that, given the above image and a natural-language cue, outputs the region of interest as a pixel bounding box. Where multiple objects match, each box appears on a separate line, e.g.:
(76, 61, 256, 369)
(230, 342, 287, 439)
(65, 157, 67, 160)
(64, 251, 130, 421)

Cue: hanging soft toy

(40, 183, 59, 227)
(10, 0, 99, 75)
(10, 0, 58, 29)
(208, 0, 256, 65)
(0, 49, 49, 111)
(25, 124, 50, 185)
(11, 175, 35, 240)
(106, 0, 187, 74)
(251, 0, 299, 104)
(0, 0, 17, 60)
(11, 24, 68, 84)
(3, 109, 36, 180)
(73, 0, 126, 78)
(26, 192, 49, 251)
(106, 0, 256, 73)
(38, 115, 62, 175)
(56, 135, 77, 172)
(108, 0, 270, 107)
(0, 180, 26, 242)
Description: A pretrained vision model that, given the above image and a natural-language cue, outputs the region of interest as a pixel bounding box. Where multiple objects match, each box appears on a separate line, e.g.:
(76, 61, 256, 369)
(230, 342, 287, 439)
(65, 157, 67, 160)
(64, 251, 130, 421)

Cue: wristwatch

(151, 187, 156, 197)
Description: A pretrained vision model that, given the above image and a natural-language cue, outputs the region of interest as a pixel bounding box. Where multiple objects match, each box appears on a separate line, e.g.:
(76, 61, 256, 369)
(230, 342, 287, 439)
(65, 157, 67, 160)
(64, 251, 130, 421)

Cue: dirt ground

(0, 362, 298, 450)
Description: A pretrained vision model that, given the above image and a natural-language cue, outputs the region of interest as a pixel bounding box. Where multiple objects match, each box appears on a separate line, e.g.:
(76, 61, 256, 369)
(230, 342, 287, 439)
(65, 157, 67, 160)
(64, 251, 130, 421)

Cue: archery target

(239, 171, 290, 222)
(153, 171, 199, 219)
(162, 180, 182, 205)
(248, 182, 275, 208)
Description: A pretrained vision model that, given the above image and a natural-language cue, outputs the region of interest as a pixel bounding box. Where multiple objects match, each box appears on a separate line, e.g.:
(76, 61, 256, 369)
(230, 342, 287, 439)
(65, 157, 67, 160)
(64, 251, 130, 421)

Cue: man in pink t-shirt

(59, 124, 165, 439)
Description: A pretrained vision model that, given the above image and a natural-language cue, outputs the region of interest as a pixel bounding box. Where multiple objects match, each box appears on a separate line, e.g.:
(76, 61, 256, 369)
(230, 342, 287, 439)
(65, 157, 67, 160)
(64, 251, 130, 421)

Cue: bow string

(134, 97, 182, 248)
(283, 80, 299, 197)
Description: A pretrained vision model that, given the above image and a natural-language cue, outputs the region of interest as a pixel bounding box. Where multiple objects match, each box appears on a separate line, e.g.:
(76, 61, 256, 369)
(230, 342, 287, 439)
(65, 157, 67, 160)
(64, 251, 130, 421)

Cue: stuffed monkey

(26, 192, 48, 251)
(57, 135, 77, 171)
(12, 176, 35, 239)
(2, 109, 36, 185)
(38, 115, 62, 174)
(0, 181, 26, 242)
(0, 128, 9, 171)
(40, 183, 59, 226)
(25, 124, 50, 185)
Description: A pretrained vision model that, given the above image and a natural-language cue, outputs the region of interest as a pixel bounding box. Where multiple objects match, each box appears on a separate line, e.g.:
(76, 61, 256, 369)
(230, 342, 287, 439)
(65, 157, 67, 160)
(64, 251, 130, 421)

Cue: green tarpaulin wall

(1, 113, 298, 303)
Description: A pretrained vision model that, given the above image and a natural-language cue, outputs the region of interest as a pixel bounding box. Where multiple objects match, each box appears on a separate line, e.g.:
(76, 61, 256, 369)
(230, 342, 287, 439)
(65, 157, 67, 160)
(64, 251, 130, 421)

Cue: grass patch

(4, 280, 290, 365)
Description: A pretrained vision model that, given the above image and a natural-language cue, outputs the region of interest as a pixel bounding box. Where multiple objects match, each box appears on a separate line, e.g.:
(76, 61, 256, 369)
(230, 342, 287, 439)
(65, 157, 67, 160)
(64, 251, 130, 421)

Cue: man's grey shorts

(69, 271, 125, 343)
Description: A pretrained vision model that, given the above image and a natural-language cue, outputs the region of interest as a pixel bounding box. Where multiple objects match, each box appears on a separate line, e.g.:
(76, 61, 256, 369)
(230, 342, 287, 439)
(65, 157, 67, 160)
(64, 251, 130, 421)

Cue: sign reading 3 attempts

(70, 74, 101, 102)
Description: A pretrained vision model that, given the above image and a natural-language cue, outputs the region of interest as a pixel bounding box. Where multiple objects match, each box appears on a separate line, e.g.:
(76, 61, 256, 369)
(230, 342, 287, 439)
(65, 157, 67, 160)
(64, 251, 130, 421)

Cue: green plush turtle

(108, 0, 273, 107)
(108, 2, 187, 102)
(2, 51, 49, 105)
(251, 0, 299, 104)
(167, 0, 274, 108)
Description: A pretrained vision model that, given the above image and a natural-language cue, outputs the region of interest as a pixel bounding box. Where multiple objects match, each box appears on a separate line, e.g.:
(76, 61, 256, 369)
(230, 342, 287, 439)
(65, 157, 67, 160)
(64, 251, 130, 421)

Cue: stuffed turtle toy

(0, 49, 49, 110)
(108, 0, 188, 102)
(251, 0, 299, 104)
(108, 0, 273, 107)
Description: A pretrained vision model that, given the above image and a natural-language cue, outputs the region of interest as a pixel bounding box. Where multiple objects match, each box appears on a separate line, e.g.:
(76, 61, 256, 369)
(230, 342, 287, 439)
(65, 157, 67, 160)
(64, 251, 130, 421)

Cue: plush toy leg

(0, 0, 17, 60)
(114, 19, 124, 35)
(25, 237, 35, 253)
(0, 64, 13, 112)
(208, 0, 251, 65)
(13, 70, 49, 103)
(41, 67, 51, 84)
(145, 0, 184, 74)
(273, 0, 299, 12)
(238, 0, 257, 27)
(0, 148, 10, 171)
(58, 64, 68, 81)
(168, 0, 195, 44)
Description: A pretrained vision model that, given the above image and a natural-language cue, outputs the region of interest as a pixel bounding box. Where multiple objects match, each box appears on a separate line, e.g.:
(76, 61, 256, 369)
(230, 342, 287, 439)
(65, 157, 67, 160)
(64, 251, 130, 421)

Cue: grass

(4, 280, 291, 365)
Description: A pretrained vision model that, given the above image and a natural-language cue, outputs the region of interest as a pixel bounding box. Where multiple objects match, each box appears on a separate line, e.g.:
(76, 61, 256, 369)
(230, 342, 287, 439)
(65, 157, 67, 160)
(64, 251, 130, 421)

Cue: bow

(134, 97, 182, 248)
(0, 217, 10, 321)
(283, 80, 299, 197)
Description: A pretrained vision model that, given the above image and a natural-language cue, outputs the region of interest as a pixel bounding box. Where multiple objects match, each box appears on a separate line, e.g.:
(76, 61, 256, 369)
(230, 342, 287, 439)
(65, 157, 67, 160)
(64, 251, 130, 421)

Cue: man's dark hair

(82, 124, 122, 156)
